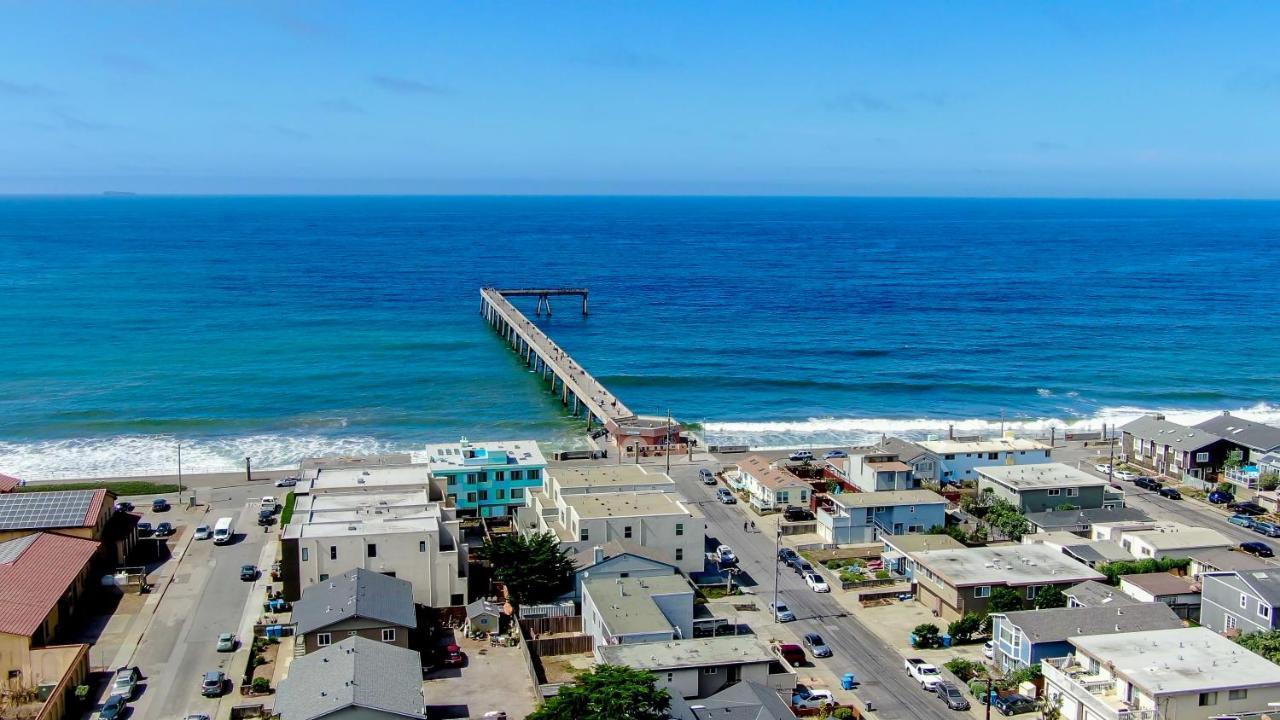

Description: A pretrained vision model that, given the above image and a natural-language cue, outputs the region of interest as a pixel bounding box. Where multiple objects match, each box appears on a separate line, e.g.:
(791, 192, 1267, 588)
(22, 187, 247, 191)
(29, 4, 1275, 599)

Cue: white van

(212, 517, 234, 545)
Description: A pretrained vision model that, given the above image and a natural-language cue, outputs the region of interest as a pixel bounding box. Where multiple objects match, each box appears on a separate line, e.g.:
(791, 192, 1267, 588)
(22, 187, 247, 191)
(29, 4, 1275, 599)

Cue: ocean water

(2, 196, 1279, 479)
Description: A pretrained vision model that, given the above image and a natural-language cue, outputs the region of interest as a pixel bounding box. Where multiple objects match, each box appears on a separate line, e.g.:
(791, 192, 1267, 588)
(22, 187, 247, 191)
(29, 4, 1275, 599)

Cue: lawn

(17, 480, 181, 496)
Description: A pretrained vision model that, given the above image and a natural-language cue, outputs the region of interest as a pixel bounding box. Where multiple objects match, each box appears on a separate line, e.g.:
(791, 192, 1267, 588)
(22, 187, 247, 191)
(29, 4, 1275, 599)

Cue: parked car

(802, 632, 833, 658)
(698, 468, 716, 485)
(1254, 521, 1280, 538)
(983, 641, 994, 659)
(114, 501, 135, 512)
(275, 475, 299, 487)
(1114, 469, 1138, 482)
(1157, 487, 1182, 500)
(716, 488, 736, 504)
(1242, 541, 1276, 558)
(200, 671, 226, 697)
(240, 565, 258, 581)
(783, 507, 815, 522)
(154, 522, 175, 537)
(990, 694, 1038, 716)
(1094, 463, 1112, 474)
(935, 681, 970, 711)
(1133, 476, 1161, 490)
(794, 561, 815, 576)
(1208, 490, 1235, 504)
(1230, 501, 1268, 516)
(216, 633, 236, 652)
(442, 643, 466, 667)
(785, 554, 807, 570)
(778, 548, 799, 564)
(773, 602, 796, 622)
(805, 573, 830, 593)
(905, 658, 942, 690)
(824, 449, 848, 459)
(184, 715, 211, 720)
(136, 522, 153, 538)
(715, 545, 738, 565)
(1230, 514, 1258, 529)
(194, 524, 211, 540)
(111, 666, 141, 699)
(791, 688, 835, 711)
(789, 450, 815, 462)
(257, 509, 274, 526)
(774, 643, 805, 666)
(99, 693, 128, 720)
(151, 497, 170, 512)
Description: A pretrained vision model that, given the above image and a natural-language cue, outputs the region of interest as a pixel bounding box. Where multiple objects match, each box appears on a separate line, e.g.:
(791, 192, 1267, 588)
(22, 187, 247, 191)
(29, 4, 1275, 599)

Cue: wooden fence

(528, 634, 594, 656)
(520, 615, 583, 636)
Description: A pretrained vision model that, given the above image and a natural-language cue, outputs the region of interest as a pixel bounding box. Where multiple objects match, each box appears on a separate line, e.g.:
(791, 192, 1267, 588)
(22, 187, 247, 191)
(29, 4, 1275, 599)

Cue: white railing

(1043, 657, 1163, 720)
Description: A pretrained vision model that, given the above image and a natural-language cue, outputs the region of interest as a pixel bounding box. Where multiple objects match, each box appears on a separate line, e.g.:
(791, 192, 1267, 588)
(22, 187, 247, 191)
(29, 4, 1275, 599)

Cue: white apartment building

(917, 436, 1052, 484)
(521, 465, 705, 574)
(1043, 627, 1280, 720)
(1090, 521, 1232, 560)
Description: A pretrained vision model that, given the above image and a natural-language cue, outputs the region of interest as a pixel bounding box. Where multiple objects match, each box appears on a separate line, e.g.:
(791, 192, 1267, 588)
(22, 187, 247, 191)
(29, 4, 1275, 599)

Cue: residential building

(572, 542, 678, 599)
(0, 473, 20, 493)
(977, 463, 1122, 513)
(667, 680, 797, 720)
(1118, 573, 1201, 622)
(291, 568, 417, 655)
(880, 533, 965, 580)
(1066, 580, 1139, 609)
(279, 487, 467, 607)
(1189, 548, 1276, 580)
(816, 489, 947, 544)
(0, 489, 114, 544)
(1024, 506, 1151, 535)
(300, 462, 433, 496)
(990, 603, 1182, 672)
(1090, 521, 1232, 560)
(916, 436, 1052, 484)
(1121, 414, 1244, 481)
(580, 574, 695, 646)
(910, 544, 1104, 620)
(522, 466, 704, 574)
(594, 636, 796, 700)
(734, 455, 811, 512)
(1201, 569, 1280, 636)
(275, 637, 425, 720)
(1194, 411, 1280, 462)
(1043, 627, 1280, 720)
(1021, 531, 1133, 568)
(826, 450, 917, 493)
(425, 438, 546, 518)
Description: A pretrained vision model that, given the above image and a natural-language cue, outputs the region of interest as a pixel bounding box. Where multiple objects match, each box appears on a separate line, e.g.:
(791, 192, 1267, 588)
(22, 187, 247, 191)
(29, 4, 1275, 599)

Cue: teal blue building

(426, 438, 547, 518)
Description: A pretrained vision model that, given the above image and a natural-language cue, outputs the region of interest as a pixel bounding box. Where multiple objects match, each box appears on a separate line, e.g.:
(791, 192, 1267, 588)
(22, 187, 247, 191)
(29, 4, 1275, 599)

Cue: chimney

(594, 545, 605, 564)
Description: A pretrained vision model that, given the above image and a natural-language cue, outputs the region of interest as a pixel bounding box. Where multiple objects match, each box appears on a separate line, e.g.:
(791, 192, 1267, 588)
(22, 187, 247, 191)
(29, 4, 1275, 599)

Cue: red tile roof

(0, 532, 99, 637)
(0, 474, 20, 493)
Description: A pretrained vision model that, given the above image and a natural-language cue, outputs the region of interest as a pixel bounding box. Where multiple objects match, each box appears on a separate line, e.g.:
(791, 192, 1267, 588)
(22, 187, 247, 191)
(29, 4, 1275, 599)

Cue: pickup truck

(905, 657, 942, 690)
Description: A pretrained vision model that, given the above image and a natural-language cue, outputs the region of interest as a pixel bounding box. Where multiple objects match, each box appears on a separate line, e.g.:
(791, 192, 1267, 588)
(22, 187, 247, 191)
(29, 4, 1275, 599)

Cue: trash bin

(942, 634, 953, 648)
(841, 673, 857, 690)
(265, 625, 282, 639)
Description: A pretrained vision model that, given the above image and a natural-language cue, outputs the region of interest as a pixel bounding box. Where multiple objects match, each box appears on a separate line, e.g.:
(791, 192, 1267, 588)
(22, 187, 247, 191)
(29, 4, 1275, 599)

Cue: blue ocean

(3, 196, 1279, 479)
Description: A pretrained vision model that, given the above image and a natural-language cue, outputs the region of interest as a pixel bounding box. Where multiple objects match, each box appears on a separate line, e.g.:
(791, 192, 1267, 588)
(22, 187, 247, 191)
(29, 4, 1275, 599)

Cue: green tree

(477, 531, 577, 605)
(943, 657, 986, 682)
(947, 613, 983, 643)
(929, 524, 970, 544)
(984, 498, 1030, 541)
(988, 586, 1024, 614)
(1055, 503, 1080, 511)
(1033, 585, 1067, 610)
(1223, 449, 1245, 472)
(1234, 630, 1280, 664)
(1262, 473, 1280, 492)
(527, 664, 669, 720)
(912, 623, 942, 649)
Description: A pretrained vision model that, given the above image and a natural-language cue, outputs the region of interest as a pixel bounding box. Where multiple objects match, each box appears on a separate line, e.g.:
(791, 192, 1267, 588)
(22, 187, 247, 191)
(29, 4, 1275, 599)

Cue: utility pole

(245, 457, 252, 484)
(177, 442, 184, 500)
(985, 675, 994, 720)
(772, 527, 782, 623)
(666, 408, 672, 476)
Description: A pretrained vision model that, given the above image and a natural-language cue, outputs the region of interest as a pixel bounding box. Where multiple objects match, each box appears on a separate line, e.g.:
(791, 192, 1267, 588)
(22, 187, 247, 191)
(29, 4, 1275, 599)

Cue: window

(1027, 585, 1043, 599)
(382, 628, 396, 642)
(988, 453, 999, 460)
(319, 573, 329, 582)
(1226, 614, 1238, 630)
(447, 476, 458, 486)
(494, 471, 506, 481)
(419, 540, 427, 552)
(1048, 488, 1062, 496)
(865, 508, 875, 523)
(666, 673, 673, 682)
(466, 492, 477, 503)
(908, 524, 924, 533)
(944, 454, 955, 460)
(1261, 604, 1272, 620)
(466, 473, 480, 485)
(301, 548, 309, 561)
(974, 586, 991, 598)
(908, 506, 916, 513)
(330, 546, 337, 560)
(1229, 689, 1248, 701)
(624, 525, 633, 539)
(529, 469, 541, 479)
(1196, 452, 1210, 463)
(511, 488, 524, 499)
(317, 633, 331, 647)
(478, 490, 489, 501)
(1198, 692, 1217, 707)
(777, 491, 788, 503)
(1066, 488, 1079, 497)
(702, 667, 718, 675)
(675, 548, 684, 561)
(676, 523, 684, 536)
(511, 470, 523, 480)
(1242, 593, 1250, 609)
(496, 488, 506, 499)
(367, 543, 377, 558)
(580, 527, 589, 541)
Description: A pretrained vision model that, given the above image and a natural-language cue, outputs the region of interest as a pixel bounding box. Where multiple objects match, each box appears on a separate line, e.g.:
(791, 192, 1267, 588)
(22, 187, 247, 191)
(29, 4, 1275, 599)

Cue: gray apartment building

(1201, 569, 1280, 636)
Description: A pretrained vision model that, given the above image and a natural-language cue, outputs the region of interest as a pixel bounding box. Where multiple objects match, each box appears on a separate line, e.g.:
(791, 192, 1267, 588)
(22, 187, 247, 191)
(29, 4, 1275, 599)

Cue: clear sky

(4, 2, 1280, 197)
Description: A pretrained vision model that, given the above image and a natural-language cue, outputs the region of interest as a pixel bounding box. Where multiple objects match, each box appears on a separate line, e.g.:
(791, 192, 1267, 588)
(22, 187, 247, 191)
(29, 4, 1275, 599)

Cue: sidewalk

(216, 537, 282, 719)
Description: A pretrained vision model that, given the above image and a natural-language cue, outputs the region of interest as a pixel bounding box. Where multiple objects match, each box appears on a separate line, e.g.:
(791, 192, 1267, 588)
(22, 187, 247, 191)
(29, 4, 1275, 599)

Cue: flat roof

(305, 464, 431, 492)
(978, 463, 1107, 491)
(912, 543, 1104, 587)
(551, 464, 673, 490)
(883, 534, 966, 554)
(1190, 548, 1277, 573)
(583, 575, 693, 636)
(918, 437, 1050, 455)
(283, 514, 439, 539)
(1119, 572, 1198, 597)
(1070, 627, 1280, 695)
(832, 489, 947, 509)
(1115, 523, 1232, 551)
(596, 636, 777, 670)
(865, 460, 913, 472)
(424, 438, 545, 470)
(567, 492, 699, 520)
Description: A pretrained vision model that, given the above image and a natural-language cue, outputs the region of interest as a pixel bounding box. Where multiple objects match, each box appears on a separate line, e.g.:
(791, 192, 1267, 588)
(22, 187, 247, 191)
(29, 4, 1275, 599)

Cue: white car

(1094, 463, 1112, 474)
(805, 573, 830, 593)
(792, 688, 835, 710)
(715, 545, 737, 564)
(275, 476, 298, 487)
(193, 525, 211, 540)
(1114, 469, 1137, 481)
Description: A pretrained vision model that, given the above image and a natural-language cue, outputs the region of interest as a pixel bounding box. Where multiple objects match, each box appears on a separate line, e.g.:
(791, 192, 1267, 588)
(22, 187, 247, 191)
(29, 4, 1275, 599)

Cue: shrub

(832, 709, 855, 720)
(251, 676, 270, 693)
(874, 569, 891, 580)
(17, 480, 180, 495)
(912, 623, 942, 649)
(947, 613, 983, 643)
(944, 658, 986, 682)
(1003, 663, 1042, 689)
(1098, 557, 1190, 585)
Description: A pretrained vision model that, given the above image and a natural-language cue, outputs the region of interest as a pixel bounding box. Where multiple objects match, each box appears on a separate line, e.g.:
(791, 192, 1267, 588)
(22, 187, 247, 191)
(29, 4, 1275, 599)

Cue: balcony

(1043, 657, 1161, 720)
(1227, 465, 1261, 489)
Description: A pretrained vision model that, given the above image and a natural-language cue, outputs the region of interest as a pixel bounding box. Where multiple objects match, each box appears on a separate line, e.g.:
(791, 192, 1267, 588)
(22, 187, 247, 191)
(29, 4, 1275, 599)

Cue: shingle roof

(274, 637, 425, 720)
(1025, 506, 1151, 531)
(738, 455, 808, 491)
(292, 568, 417, 635)
(1194, 413, 1280, 453)
(669, 681, 796, 720)
(997, 603, 1182, 644)
(1065, 580, 1139, 608)
(1120, 415, 1223, 451)
(0, 532, 99, 636)
(1190, 548, 1277, 575)
(0, 474, 20, 493)
(1219, 569, 1280, 608)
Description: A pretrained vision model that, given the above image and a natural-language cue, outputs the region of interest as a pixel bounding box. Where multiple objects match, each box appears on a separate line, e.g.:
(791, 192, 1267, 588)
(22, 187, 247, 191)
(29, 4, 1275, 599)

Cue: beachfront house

(735, 455, 811, 512)
(425, 438, 546, 518)
(826, 448, 918, 493)
(1121, 414, 1244, 482)
(916, 436, 1052, 485)
(1200, 569, 1280, 636)
(816, 489, 946, 544)
(977, 463, 1123, 513)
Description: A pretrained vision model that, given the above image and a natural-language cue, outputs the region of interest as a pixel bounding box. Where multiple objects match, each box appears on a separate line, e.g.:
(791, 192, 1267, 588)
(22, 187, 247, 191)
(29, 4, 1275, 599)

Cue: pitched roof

(275, 637, 425, 720)
(1194, 413, 1280, 453)
(997, 602, 1182, 644)
(669, 681, 796, 720)
(0, 488, 108, 531)
(1190, 548, 1277, 575)
(572, 540, 679, 571)
(466, 599, 502, 619)
(1066, 580, 1139, 608)
(1119, 572, 1199, 597)
(1215, 569, 1280, 607)
(1025, 506, 1151, 530)
(292, 568, 417, 635)
(0, 474, 20, 493)
(1120, 415, 1223, 451)
(0, 532, 99, 637)
(738, 455, 808, 491)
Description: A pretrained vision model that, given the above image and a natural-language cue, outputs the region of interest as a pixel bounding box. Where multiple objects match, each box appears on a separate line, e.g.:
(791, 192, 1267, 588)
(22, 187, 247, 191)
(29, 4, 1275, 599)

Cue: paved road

(128, 486, 272, 720)
(666, 464, 953, 720)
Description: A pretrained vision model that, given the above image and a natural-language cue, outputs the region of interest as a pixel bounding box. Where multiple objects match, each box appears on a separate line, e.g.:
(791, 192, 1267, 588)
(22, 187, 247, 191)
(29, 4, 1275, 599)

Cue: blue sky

(3, 2, 1280, 197)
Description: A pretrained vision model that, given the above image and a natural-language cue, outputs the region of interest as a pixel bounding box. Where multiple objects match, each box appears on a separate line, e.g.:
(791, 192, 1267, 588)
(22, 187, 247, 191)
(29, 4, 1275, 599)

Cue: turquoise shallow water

(2, 196, 1279, 478)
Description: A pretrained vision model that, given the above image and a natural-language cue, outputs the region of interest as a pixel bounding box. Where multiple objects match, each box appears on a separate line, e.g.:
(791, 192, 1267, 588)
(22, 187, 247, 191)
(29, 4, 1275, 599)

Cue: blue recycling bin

(841, 673, 858, 690)
(942, 634, 953, 648)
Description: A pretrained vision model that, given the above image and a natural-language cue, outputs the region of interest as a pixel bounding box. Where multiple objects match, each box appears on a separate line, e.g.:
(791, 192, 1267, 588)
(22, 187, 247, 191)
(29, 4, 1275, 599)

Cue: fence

(520, 615, 582, 636)
(519, 602, 576, 619)
(528, 635, 594, 656)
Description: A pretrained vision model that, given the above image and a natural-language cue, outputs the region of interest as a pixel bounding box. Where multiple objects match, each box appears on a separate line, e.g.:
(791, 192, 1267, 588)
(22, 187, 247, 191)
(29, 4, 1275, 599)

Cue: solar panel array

(0, 490, 97, 531)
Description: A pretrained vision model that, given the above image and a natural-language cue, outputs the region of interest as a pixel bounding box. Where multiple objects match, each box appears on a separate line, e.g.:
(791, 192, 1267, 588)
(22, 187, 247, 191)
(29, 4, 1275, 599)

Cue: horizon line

(2, 192, 1280, 202)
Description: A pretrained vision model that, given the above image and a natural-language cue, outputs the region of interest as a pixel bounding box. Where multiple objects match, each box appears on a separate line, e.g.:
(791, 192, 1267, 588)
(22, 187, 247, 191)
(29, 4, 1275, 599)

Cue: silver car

(111, 666, 140, 699)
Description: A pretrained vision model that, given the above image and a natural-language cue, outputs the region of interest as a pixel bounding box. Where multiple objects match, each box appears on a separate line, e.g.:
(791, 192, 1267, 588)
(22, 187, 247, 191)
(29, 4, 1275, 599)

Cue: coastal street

(665, 462, 954, 720)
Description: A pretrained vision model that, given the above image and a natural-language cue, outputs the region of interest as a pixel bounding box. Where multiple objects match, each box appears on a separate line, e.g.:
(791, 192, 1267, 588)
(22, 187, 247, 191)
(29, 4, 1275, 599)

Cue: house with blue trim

(816, 489, 947, 544)
(990, 603, 1182, 672)
(426, 438, 546, 518)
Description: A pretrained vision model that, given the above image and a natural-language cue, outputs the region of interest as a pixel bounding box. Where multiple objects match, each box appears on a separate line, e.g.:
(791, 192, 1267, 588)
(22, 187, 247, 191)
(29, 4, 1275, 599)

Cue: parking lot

(422, 632, 538, 720)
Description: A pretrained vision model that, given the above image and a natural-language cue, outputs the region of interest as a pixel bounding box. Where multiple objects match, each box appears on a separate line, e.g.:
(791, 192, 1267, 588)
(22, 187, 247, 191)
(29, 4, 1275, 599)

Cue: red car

(442, 644, 466, 667)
